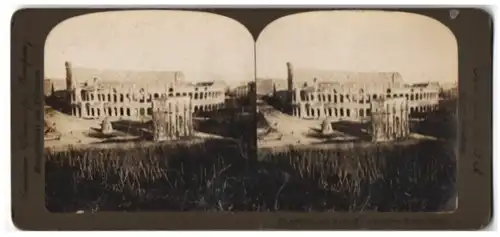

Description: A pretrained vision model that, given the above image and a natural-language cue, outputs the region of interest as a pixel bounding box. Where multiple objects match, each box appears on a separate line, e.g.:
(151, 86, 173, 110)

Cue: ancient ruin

(63, 61, 226, 121)
(285, 62, 440, 122)
(151, 96, 193, 141)
(370, 97, 410, 142)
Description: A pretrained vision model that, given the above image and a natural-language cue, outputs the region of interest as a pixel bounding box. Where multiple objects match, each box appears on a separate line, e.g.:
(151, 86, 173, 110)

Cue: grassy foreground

(45, 139, 456, 212)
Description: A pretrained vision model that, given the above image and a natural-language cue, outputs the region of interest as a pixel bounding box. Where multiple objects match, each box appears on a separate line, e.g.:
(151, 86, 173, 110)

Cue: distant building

(256, 78, 287, 95)
(151, 96, 193, 141)
(228, 81, 255, 108)
(370, 97, 410, 142)
(63, 61, 226, 120)
(440, 82, 458, 99)
(233, 82, 253, 98)
(284, 62, 440, 122)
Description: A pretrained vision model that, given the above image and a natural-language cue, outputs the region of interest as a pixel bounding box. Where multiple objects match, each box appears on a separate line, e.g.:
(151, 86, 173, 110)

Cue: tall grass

(45, 139, 252, 212)
(46, 139, 456, 212)
(257, 140, 456, 212)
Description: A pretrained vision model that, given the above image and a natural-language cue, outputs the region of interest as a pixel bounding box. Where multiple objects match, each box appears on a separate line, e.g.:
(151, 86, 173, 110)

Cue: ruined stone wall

(64, 61, 225, 120)
(370, 97, 410, 142)
(285, 62, 294, 114)
(290, 81, 439, 121)
(68, 80, 225, 120)
(234, 83, 249, 98)
(152, 96, 193, 141)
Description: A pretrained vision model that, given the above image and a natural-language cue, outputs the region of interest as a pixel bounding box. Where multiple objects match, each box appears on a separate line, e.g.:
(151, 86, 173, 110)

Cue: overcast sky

(256, 11, 458, 85)
(44, 10, 255, 87)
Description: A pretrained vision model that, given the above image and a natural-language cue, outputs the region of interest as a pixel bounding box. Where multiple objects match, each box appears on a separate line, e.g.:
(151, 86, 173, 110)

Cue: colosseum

(63, 62, 226, 121)
(284, 62, 440, 122)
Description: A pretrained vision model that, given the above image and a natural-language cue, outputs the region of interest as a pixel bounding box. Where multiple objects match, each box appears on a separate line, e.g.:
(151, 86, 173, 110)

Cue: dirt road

(258, 104, 321, 136)
(257, 102, 354, 147)
(44, 106, 228, 150)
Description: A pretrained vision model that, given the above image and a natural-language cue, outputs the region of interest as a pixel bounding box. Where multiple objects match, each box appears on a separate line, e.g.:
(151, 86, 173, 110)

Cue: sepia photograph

(256, 11, 458, 212)
(43, 10, 256, 212)
(43, 9, 459, 214)
(9, 5, 494, 230)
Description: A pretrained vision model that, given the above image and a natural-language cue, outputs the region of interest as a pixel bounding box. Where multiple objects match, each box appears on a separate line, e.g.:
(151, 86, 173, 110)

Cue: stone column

(294, 88, 301, 117)
(405, 100, 410, 135)
(188, 100, 193, 136)
(173, 102, 177, 138)
(404, 102, 408, 137)
(74, 88, 81, 103)
(299, 102, 305, 118)
(185, 102, 189, 137)
(178, 101, 182, 136)
(182, 102, 186, 136)
(179, 102, 182, 136)
(82, 104, 87, 118)
(169, 101, 174, 139)
(184, 101, 188, 136)
(183, 101, 186, 135)
(185, 101, 190, 136)
(175, 101, 180, 138)
(166, 102, 170, 139)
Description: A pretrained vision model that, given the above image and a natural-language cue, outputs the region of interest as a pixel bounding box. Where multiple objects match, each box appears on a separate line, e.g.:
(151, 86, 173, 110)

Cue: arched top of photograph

(256, 10, 458, 88)
(44, 10, 255, 88)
